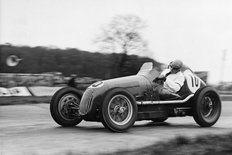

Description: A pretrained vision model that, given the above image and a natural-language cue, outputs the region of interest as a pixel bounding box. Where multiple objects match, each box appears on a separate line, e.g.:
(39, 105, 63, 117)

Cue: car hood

(103, 75, 142, 89)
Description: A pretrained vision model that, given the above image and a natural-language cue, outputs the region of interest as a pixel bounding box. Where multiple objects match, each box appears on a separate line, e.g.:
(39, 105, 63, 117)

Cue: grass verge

(100, 133, 232, 155)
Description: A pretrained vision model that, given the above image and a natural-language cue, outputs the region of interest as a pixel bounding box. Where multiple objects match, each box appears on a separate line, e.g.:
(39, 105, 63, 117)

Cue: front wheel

(192, 86, 221, 127)
(50, 87, 83, 127)
(101, 88, 138, 132)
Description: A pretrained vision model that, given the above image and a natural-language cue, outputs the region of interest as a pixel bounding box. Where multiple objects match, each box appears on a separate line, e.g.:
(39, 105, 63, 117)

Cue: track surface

(1, 101, 232, 155)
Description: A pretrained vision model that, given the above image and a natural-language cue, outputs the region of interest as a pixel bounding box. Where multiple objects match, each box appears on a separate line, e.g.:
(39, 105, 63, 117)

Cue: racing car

(50, 62, 221, 132)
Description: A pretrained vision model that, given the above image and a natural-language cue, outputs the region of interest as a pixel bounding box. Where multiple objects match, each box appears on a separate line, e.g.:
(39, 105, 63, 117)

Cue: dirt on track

(1, 101, 232, 155)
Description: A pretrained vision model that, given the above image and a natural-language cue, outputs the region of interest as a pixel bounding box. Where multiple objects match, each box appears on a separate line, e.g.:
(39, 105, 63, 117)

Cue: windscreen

(137, 62, 160, 81)
(137, 62, 153, 74)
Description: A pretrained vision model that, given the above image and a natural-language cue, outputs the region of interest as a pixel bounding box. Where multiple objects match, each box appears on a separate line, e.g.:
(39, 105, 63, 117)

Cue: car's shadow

(134, 121, 225, 130)
(52, 124, 108, 133)
(51, 121, 224, 133)
(134, 121, 196, 128)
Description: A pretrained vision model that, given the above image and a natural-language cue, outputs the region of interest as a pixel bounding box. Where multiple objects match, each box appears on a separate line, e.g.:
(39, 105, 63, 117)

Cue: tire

(152, 117, 168, 123)
(192, 86, 221, 127)
(101, 88, 138, 132)
(50, 87, 83, 127)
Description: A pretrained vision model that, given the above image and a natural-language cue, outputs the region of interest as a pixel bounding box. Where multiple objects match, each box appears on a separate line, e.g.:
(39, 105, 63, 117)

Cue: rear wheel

(101, 88, 137, 132)
(192, 86, 221, 127)
(50, 87, 83, 126)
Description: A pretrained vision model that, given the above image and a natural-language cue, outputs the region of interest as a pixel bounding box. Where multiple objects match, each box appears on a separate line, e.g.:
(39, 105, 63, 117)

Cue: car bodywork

(79, 62, 206, 121)
(50, 62, 221, 132)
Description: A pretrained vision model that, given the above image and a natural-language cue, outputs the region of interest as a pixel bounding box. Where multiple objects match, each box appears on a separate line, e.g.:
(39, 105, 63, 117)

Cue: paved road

(1, 101, 232, 155)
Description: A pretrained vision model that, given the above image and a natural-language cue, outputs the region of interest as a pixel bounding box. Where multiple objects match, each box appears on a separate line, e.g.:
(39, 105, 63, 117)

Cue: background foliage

(0, 44, 161, 79)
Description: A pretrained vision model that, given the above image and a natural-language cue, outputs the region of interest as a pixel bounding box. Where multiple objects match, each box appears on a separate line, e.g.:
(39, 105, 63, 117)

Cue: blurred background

(0, 0, 232, 94)
(1, 1, 232, 154)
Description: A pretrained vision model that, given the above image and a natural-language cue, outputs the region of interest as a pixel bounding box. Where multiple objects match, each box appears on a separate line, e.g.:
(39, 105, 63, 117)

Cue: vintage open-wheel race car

(50, 62, 221, 132)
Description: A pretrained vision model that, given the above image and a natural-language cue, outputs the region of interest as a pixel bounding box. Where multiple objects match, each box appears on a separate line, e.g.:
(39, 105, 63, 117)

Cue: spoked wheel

(193, 86, 221, 127)
(101, 88, 137, 132)
(201, 96, 214, 118)
(50, 87, 83, 127)
(108, 94, 133, 126)
(58, 93, 80, 120)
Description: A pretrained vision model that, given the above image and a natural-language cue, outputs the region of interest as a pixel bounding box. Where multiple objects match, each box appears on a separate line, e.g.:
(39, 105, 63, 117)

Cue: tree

(95, 14, 149, 76)
(96, 14, 148, 55)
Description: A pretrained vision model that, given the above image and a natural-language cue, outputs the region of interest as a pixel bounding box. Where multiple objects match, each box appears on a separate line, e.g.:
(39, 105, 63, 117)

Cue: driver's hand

(158, 74, 166, 80)
(153, 76, 166, 83)
(158, 74, 165, 79)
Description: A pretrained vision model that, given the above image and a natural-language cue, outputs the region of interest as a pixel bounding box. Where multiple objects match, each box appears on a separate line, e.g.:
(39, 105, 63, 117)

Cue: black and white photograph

(0, 0, 232, 154)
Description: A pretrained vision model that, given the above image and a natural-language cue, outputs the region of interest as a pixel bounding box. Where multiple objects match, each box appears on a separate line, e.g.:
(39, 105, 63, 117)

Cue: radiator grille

(79, 89, 94, 115)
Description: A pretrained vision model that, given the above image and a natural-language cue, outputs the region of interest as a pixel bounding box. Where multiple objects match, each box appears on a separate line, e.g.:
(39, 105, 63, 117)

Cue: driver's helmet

(169, 59, 183, 70)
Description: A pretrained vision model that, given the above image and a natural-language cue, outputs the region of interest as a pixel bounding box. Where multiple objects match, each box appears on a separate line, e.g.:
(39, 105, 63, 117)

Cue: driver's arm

(155, 68, 171, 81)
(159, 68, 171, 78)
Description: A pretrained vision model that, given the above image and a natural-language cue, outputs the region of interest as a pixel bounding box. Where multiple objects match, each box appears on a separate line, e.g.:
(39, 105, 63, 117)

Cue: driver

(153, 59, 185, 100)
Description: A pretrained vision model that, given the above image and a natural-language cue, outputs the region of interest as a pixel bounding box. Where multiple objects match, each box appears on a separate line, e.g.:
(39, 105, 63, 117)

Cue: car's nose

(79, 88, 95, 115)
